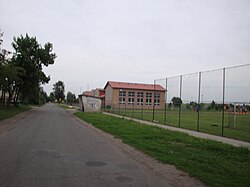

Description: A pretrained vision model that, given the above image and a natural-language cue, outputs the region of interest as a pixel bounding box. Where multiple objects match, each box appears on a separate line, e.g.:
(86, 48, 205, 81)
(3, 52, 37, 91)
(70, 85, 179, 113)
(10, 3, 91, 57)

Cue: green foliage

(11, 34, 56, 104)
(1, 31, 56, 107)
(49, 92, 55, 102)
(38, 87, 49, 104)
(207, 100, 223, 111)
(171, 96, 182, 107)
(66, 91, 76, 104)
(0, 30, 15, 107)
(0, 105, 31, 121)
(53, 81, 65, 103)
(75, 112, 250, 187)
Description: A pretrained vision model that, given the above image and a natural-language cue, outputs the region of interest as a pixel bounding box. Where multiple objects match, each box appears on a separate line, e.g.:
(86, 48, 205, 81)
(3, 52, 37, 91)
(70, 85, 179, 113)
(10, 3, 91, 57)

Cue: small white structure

(79, 94, 102, 112)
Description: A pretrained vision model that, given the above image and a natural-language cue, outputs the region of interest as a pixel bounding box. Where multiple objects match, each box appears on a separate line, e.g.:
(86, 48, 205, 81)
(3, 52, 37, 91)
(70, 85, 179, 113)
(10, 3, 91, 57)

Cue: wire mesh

(103, 64, 250, 142)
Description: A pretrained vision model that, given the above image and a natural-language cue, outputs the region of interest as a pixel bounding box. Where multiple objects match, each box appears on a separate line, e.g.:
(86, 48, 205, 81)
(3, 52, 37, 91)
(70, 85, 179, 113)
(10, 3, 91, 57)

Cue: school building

(104, 81, 166, 109)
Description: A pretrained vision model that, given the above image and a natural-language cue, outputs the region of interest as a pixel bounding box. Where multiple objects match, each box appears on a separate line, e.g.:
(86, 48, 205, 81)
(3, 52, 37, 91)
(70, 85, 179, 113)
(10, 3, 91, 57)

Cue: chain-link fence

(104, 64, 250, 142)
(154, 64, 250, 142)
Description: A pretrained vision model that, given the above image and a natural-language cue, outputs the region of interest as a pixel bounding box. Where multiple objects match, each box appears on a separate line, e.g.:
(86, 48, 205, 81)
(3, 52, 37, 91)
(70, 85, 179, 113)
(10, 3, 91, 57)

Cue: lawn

(75, 112, 250, 187)
(107, 108, 250, 142)
(0, 105, 31, 121)
(58, 103, 79, 109)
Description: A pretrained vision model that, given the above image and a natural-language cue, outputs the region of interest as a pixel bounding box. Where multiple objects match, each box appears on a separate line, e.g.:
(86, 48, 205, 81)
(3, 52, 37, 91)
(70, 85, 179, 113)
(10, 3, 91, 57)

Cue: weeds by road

(0, 105, 31, 121)
(75, 112, 250, 187)
(58, 103, 79, 110)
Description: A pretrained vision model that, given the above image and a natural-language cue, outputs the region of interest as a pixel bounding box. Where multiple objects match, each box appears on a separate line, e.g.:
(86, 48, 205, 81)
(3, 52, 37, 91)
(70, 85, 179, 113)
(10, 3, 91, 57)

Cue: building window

(137, 98, 143, 105)
(146, 92, 152, 98)
(146, 99, 152, 105)
(145, 92, 152, 105)
(154, 99, 160, 106)
(128, 98, 134, 105)
(137, 92, 144, 98)
(128, 91, 135, 97)
(154, 92, 160, 106)
(119, 90, 126, 105)
(119, 97, 125, 104)
(119, 91, 126, 97)
(137, 92, 144, 105)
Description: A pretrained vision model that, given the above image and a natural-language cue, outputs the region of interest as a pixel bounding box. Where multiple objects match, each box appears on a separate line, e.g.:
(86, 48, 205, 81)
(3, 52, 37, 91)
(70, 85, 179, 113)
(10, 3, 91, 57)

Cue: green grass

(75, 112, 250, 187)
(0, 105, 31, 121)
(107, 108, 250, 142)
(58, 104, 71, 109)
(58, 103, 79, 109)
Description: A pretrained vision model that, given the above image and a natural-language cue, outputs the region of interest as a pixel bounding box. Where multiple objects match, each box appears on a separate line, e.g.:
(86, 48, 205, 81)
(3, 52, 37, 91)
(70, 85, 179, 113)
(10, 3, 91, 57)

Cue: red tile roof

(82, 91, 92, 96)
(82, 90, 105, 99)
(104, 81, 165, 91)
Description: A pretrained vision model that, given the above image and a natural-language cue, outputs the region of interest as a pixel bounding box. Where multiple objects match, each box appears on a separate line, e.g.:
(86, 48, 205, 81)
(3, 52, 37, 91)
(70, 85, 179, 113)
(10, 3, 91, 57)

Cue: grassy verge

(107, 109, 250, 142)
(75, 112, 250, 187)
(58, 103, 79, 109)
(0, 105, 31, 121)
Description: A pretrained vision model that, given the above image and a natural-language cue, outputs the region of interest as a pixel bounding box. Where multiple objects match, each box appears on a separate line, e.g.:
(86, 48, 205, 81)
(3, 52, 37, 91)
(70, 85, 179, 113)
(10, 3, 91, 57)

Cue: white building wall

(105, 84, 113, 106)
(79, 95, 102, 112)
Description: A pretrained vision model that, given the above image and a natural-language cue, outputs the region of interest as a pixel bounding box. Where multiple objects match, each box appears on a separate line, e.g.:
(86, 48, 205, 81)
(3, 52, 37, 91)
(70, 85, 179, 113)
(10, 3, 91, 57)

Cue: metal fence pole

(132, 104, 134, 118)
(197, 72, 201, 131)
(125, 103, 127, 116)
(153, 80, 156, 121)
(164, 78, 168, 125)
(141, 104, 143, 120)
(222, 68, 226, 136)
(179, 75, 182, 127)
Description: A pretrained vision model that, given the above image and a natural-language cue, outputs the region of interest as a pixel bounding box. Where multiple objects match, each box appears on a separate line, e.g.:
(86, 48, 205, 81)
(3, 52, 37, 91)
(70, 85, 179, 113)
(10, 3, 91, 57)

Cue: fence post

(153, 80, 156, 121)
(164, 78, 168, 125)
(222, 68, 226, 136)
(179, 75, 182, 127)
(141, 104, 143, 120)
(118, 103, 120, 115)
(125, 103, 127, 116)
(197, 72, 201, 131)
(132, 103, 134, 118)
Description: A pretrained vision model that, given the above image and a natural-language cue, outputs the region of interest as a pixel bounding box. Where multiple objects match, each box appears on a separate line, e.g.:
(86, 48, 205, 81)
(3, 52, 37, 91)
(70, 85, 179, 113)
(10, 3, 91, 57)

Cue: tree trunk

(14, 89, 19, 106)
(15, 89, 19, 106)
(2, 91, 6, 108)
(7, 89, 13, 107)
(0, 89, 3, 108)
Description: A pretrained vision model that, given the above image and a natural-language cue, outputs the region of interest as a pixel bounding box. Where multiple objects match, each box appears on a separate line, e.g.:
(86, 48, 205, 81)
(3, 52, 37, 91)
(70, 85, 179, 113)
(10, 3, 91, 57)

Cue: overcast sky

(1, 0, 250, 95)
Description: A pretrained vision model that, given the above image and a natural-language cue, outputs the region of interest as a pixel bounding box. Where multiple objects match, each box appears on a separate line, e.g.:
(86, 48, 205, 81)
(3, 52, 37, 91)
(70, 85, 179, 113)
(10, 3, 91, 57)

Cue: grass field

(106, 108, 250, 142)
(0, 105, 31, 121)
(75, 112, 250, 187)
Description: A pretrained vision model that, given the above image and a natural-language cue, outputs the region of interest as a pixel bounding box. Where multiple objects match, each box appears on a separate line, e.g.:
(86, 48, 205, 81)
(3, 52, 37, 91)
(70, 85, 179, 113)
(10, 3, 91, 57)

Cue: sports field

(107, 108, 250, 142)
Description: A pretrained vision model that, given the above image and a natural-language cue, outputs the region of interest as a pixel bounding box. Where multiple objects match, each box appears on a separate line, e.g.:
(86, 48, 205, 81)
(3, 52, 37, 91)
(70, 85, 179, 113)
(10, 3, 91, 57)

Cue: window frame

(119, 97, 126, 104)
(137, 98, 143, 105)
(119, 91, 126, 97)
(128, 97, 135, 105)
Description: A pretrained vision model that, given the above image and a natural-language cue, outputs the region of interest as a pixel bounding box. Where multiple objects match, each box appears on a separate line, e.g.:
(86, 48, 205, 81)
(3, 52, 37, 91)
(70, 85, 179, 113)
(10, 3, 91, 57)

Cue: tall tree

(38, 87, 48, 104)
(0, 30, 13, 107)
(0, 30, 5, 107)
(53, 81, 65, 103)
(11, 34, 56, 104)
(171, 97, 182, 107)
(66, 92, 76, 105)
(49, 92, 55, 102)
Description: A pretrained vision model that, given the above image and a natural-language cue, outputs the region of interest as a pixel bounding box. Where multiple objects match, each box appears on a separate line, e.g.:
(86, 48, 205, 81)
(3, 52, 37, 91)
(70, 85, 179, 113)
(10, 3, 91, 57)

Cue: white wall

(105, 84, 113, 106)
(79, 95, 101, 112)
